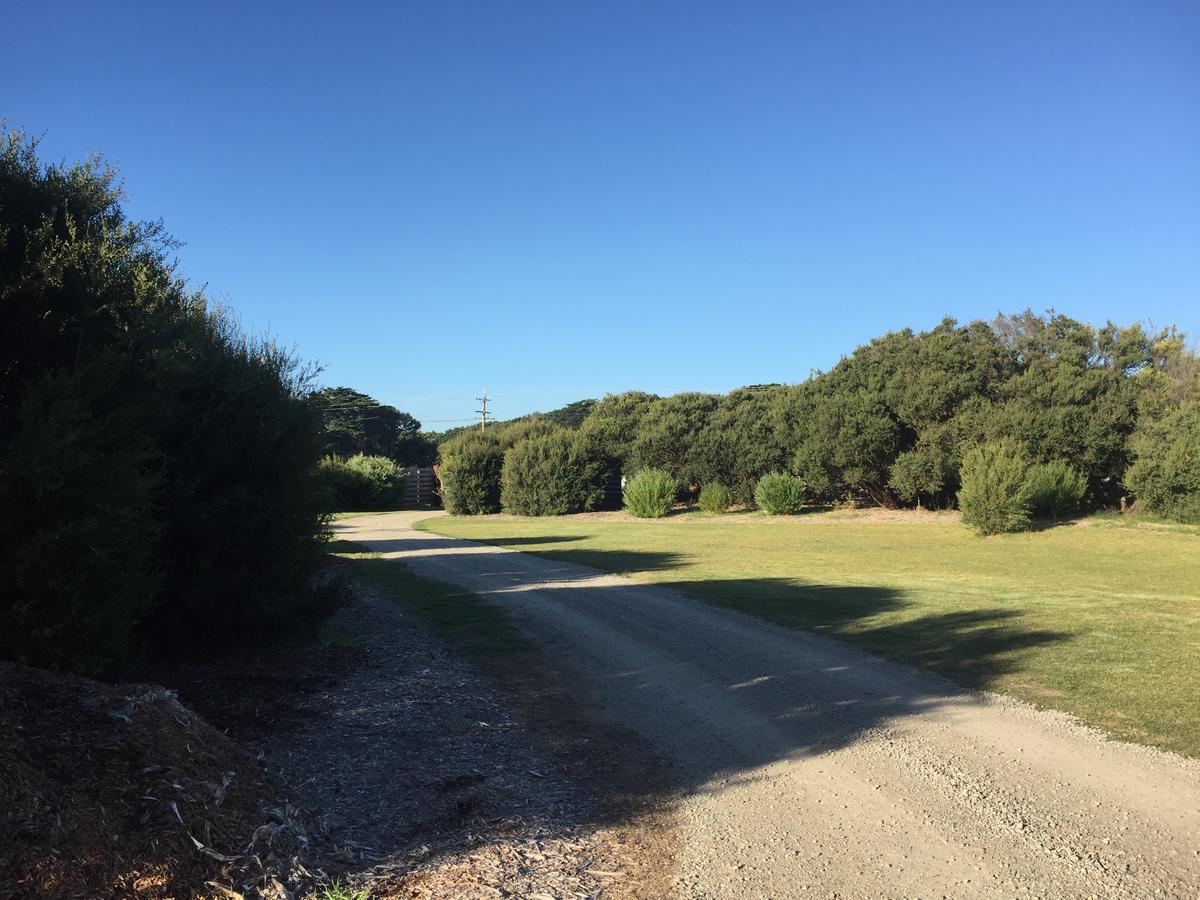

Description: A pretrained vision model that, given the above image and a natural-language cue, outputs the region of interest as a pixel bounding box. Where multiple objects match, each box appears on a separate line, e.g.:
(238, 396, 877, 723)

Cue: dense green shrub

(957, 441, 1032, 535)
(439, 431, 504, 515)
(319, 454, 405, 510)
(0, 130, 333, 672)
(688, 386, 790, 505)
(698, 483, 732, 514)
(623, 468, 676, 518)
(1024, 460, 1087, 520)
(1126, 401, 1200, 523)
(754, 472, 806, 515)
(499, 415, 561, 450)
(577, 391, 659, 472)
(629, 392, 719, 485)
(501, 429, 603, 515)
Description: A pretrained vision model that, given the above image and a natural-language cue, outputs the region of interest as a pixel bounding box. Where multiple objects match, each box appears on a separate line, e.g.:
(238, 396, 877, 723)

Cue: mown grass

(329, 540, 530, 657)
(419, 512, 1200, 757)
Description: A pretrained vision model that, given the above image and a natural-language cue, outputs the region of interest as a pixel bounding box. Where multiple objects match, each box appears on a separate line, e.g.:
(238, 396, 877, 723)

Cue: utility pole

(476, 390, 492, 431)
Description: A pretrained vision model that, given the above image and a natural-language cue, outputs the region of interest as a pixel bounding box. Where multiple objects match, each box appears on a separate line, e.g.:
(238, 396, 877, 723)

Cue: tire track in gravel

(336, 512, 1200, 899)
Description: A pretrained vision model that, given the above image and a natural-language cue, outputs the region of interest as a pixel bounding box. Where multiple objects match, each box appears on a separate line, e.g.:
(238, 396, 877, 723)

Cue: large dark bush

(501, 429, 602, 515)
(439, 431, 504, 514)
(957, 441, 1032, 535)
(0, 130, 332, 674)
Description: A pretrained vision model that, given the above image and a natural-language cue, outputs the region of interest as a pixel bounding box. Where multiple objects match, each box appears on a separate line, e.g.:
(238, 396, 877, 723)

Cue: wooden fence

(401, 467, 441, 508)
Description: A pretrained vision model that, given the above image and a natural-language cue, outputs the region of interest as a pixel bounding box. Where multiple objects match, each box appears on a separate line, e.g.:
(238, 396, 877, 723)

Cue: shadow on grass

(209, 533, 1071, 885)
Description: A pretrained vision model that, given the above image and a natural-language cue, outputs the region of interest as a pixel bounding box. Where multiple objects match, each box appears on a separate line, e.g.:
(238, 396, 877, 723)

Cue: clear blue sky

(4, 2, 1198, 426)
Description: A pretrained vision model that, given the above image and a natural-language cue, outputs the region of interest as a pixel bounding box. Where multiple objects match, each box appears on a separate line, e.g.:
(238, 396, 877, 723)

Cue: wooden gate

(401, 467, 441, 508)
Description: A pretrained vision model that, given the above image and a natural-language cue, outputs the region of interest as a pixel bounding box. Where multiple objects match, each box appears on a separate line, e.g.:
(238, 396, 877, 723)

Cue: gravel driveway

(335, 511, 1200, 898)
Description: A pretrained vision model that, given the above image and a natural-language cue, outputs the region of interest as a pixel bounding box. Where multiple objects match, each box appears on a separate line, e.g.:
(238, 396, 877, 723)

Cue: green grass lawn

(418, 512, 1200, 757)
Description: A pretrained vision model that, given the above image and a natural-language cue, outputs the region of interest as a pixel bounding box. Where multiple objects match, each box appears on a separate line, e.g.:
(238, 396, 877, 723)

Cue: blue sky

(4, 2, 1198, 426)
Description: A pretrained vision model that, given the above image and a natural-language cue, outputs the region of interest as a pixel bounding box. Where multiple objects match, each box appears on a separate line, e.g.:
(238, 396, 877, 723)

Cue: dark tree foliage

(628, 392, 719, 487)
(0, 130, 333, 674)
(577, 391, 659, 471)
(983, 312, 1158, 504)
(575, 313, 1186, 516)
(311, 386, 433, 465)
(688, 386, 790, 504)
(1125, 341, 1200, 522)
(539, 398, 597, 429)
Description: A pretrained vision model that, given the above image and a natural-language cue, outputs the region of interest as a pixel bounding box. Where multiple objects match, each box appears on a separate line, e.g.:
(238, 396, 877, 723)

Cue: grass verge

(328, 540, 530, 657)
(419, 512, 1200, 757)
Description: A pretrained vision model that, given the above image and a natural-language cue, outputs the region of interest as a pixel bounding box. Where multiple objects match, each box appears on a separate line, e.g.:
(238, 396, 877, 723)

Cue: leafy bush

(623, 468, 676, 518)
(698, 483, 732, 514)
(319, 454, 405, 510)
(439, 431, 504, 515)
(754, 472, 806, 515)
(957, 441, 1032, 535)
(1024, 460, 1087, 520)
(501, 429, 603, 516)
(1125, 400, 1200, 523)
(888, 440, 952, 508)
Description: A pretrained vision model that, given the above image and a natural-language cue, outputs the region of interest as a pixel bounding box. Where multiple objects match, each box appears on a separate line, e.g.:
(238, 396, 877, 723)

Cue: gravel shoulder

(171, 551, 678, 899)
(337, 511, 1200, 899)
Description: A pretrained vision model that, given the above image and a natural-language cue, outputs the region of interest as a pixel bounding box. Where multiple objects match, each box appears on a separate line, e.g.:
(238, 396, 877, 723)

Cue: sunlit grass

(420, 512, 1200, 756)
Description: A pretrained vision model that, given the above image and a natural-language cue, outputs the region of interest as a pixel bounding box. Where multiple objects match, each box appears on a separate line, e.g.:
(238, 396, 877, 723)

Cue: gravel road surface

(335, 511, 1200, 898)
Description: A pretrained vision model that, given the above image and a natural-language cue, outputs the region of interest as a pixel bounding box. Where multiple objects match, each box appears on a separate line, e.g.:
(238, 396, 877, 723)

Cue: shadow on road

(184, 529, 1072, 888)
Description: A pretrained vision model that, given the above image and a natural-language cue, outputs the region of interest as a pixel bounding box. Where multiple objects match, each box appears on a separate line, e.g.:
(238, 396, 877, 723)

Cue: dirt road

(336, 511, 1200, 898)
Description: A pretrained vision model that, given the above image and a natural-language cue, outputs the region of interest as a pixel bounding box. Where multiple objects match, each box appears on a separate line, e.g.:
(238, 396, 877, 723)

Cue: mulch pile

(0, 662, 338, 899)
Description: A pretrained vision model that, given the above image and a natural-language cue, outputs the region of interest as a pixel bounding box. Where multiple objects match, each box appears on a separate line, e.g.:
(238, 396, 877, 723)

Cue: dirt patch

(0, 662, 333, 899)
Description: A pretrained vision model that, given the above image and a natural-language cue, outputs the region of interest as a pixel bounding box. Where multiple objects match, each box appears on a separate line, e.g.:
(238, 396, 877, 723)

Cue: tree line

(438, 314, 1199, 526)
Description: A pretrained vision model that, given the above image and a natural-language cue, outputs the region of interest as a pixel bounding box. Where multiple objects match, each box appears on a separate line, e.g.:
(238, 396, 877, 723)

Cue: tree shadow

(184, 533, 1073, 890)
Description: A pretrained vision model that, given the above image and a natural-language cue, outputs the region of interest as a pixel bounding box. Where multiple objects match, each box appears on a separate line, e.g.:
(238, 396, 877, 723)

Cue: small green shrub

(439, 431, 505, 515)
(501, 429, 601, 516)
(754, 472, 806, 515)
(957, 441, 1032, 535)
(698, 483, 732, 514)
(624, 468, 676, 518)
(319, 454, 405, 510)
(1025, 460, 1086, 520)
